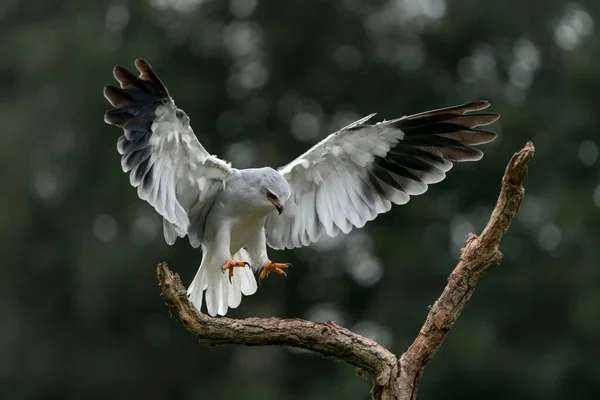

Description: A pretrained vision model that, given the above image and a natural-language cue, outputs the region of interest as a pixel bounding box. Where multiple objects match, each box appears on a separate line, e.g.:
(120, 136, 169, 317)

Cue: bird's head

(259, 169, 291, 215)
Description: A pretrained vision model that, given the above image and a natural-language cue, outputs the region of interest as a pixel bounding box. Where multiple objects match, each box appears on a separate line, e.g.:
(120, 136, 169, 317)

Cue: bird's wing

(264, 101, 499, 250)
(103, 59, 231, 246)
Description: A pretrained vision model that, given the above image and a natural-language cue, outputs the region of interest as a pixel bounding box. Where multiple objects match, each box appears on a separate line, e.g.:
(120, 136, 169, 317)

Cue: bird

(103, 58, 500, 317)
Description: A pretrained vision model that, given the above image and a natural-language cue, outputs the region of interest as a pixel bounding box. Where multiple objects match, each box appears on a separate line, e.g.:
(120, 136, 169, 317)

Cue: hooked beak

(275, 204, 284, 215)
(268, 197, 285, 215)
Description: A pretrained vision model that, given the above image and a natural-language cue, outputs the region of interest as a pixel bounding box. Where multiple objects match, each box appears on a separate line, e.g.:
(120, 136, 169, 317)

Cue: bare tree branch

(391, 142, 535, 399)
(157, 264, 398, 386)
(157, 142, 535, 400)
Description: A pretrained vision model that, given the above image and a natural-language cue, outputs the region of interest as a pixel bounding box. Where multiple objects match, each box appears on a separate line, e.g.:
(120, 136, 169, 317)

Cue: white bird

(103, 59, 499, 317)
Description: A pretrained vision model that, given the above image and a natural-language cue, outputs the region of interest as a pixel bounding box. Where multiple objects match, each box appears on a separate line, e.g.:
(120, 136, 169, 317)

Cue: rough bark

(157, 142, 535, 399)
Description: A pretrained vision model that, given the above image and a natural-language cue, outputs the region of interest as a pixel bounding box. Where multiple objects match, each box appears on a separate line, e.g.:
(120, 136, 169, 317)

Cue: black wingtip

(104, 108, 132, 127)
(103, 85, 134, 107)
(465, 99, 490, 111)
(485, 112, 501, 125)
(134, 57, 149, 67)
(103, 58, 172, 129)
(381, 100, 501, 165)
(134, 58, 170, 97)
(112, 65, 140, 89)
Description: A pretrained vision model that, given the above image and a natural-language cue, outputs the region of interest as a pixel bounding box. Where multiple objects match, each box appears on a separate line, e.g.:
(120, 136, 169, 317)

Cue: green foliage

(2, 0, 600, 398)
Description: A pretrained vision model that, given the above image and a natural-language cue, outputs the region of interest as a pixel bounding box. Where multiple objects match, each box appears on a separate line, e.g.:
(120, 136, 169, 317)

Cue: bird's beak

(268, 198, 284, 215)
(275, 204, 284, 215)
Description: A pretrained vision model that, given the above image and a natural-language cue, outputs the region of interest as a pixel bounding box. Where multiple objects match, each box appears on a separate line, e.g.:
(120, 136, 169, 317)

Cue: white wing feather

(139, 100, 230, 233)
(104, 59, 231, 244)
(265, 101, 499, 250)
(265, 122, 400, 249)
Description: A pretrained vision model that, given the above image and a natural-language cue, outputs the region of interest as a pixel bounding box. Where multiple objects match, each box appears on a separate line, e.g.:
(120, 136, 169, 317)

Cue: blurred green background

(2, 0, 600, 398)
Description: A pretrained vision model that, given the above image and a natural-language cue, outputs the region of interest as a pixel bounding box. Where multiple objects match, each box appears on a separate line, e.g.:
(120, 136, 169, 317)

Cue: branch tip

(504, 141, 535, 187)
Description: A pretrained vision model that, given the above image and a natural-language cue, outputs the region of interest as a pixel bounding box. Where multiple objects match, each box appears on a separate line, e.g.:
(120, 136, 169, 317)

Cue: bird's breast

(228, 214, 266, 254)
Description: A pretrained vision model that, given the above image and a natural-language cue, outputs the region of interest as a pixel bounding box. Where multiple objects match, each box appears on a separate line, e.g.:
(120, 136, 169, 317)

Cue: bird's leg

(222, 259, 250, 282)
(260, 261, 292, 279)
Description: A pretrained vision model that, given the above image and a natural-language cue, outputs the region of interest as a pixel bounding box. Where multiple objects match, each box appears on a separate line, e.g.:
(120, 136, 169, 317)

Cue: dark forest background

(2, 0, 600, 398)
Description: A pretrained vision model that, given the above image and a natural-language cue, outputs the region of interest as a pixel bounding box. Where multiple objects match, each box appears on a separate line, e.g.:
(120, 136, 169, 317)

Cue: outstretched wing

(264, 101, 499, 250)
(103, 58, 231, 247)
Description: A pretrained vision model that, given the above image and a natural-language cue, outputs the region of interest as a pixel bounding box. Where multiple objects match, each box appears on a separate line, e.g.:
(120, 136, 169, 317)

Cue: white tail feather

(187, 249, 258, 316)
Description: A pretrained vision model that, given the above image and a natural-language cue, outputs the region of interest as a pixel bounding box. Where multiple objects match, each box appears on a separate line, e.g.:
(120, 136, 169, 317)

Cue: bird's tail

(187, 249, 258, 317)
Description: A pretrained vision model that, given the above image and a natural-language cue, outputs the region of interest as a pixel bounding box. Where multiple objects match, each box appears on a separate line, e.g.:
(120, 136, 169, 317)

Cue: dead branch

(157, 142, 535, 400)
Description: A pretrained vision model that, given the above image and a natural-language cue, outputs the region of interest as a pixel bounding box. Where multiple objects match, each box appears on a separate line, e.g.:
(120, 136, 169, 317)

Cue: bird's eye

(266, 191, 277, 200)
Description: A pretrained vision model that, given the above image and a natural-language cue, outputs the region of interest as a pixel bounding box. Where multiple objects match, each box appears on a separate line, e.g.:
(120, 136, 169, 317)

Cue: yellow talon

(222, 259, 250, 283)
(260, 261, 292, 279)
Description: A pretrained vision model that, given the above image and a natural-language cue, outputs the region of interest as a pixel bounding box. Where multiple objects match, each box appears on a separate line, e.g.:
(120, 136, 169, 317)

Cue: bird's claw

(260, 261, 292, 279)
(222, 259, 250, 283)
